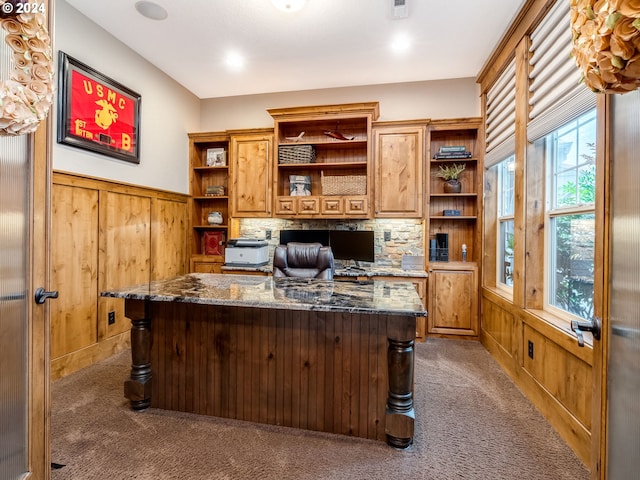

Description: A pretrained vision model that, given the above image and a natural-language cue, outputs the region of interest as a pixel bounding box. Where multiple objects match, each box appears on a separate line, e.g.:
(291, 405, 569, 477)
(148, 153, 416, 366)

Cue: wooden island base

(124, 298, 416, 448)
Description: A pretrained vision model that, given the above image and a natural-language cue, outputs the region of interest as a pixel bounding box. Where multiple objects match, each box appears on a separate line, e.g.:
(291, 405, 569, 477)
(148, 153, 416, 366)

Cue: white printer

(224, 238, 269, 267)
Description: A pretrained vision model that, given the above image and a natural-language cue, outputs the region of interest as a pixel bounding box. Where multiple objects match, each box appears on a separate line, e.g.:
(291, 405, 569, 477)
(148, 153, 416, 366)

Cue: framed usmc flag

(57, 51, 141, 164)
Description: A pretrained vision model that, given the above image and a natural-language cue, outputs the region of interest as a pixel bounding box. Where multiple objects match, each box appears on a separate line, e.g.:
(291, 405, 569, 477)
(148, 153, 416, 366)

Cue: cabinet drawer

(298, 197, 320, 214)
(192, 262, 222, 274)
(345, 197, 368, 215)
(275, 197, 295, 215)
(321, 197, 343, 215)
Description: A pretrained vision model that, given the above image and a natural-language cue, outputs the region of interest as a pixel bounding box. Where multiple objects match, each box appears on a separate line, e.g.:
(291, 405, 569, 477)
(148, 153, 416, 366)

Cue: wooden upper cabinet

(230, 130, 273, 217)
(373, 123, 425, 217)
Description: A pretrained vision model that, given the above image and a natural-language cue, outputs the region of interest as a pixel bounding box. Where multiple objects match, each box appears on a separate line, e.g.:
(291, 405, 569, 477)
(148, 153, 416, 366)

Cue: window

(497, 155, 515, 287)
(544, 109, 596, 321)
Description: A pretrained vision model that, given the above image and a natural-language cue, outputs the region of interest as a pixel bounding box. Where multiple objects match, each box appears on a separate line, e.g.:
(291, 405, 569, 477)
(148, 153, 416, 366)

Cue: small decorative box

(443, 209, 461, 216)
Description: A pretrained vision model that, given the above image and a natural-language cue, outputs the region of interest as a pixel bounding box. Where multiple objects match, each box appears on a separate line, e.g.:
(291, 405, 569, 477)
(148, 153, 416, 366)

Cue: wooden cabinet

(426, 118, 482, 264)
(268, 103, 379, 219)
(373, 123, 425, 217)
(230, 129, 273, 218)
(188, 132, 231, 271)
(427, 263, 478, 337)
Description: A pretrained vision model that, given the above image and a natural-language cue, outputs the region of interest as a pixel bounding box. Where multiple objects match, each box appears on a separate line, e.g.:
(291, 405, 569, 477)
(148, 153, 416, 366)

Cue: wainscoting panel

(51, 172, 188, 379)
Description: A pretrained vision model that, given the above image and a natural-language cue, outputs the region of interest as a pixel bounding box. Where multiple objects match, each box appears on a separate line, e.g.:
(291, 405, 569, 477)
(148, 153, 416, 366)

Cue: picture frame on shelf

(57, 51, 141, 164)
(289, 175, 311, 196)
(206, 148, 227, 166)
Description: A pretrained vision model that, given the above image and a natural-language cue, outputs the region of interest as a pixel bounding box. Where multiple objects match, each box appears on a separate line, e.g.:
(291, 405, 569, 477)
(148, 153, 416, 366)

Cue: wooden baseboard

(51, 332, 130, 381)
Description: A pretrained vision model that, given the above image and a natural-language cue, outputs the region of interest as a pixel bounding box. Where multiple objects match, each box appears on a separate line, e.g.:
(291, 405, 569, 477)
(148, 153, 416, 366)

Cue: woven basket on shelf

(278, 145, 316, 164)
(321, 172, 366, 195)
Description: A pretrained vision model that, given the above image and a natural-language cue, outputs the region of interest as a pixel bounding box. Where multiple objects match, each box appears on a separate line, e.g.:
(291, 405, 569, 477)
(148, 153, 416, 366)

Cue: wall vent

(391, 0, 408, 19)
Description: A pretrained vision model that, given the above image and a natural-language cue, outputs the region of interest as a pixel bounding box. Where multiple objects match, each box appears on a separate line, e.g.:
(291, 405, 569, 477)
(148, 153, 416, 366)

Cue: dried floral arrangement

(571, 0, 640, 93)
(0, 4, 54, 136)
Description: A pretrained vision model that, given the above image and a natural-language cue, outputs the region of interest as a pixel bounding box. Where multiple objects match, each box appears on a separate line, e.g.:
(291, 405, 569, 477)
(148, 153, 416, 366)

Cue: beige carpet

(51, 338, 589, 480)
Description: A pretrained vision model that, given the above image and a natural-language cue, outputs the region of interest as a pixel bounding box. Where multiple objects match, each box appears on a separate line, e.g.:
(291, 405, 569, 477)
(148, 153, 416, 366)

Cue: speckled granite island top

(101, 273, 426, 317)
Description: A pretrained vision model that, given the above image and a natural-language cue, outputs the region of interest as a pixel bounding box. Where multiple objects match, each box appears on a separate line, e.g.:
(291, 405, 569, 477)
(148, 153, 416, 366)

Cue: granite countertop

(221, 264, 428, 278)
(334, 266, 428, 278)
(101, 273, 426, 317)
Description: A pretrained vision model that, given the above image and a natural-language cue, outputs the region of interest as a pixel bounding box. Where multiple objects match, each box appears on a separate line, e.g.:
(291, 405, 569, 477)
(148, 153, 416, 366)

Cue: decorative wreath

(0, 5, 54, 136)
(571, 0, 640, 94)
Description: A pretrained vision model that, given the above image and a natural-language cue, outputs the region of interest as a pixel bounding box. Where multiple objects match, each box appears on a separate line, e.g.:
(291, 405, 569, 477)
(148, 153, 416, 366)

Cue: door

(599, 88, 640, 479)
(0, 123, 50, 479)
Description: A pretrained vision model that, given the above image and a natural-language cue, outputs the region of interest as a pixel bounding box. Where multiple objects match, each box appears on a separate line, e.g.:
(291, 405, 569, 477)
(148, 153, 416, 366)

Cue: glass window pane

(552, 111, 596, 209)
(549, 213, 595, 320)
(499, 156, 515, 217)
(499, 220, 514, 286)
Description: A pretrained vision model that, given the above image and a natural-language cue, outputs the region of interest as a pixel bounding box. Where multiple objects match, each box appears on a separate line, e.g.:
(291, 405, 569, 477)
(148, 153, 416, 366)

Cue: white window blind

(527, 0, 596, 142)
(485, 59, 516, 168)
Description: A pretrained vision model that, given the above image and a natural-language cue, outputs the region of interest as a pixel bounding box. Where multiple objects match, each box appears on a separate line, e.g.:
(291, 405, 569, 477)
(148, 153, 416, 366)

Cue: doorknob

(35, 287, 59, 304)
(571, 316, 601, 347)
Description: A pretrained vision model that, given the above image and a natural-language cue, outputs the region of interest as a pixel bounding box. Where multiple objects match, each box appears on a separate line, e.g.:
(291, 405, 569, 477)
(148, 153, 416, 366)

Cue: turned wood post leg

(385, 338, 415, 449)
(123, 299, 152, 411)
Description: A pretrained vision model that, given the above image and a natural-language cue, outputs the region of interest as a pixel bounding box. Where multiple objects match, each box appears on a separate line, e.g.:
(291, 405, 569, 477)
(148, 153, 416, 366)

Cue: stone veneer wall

(237, 218, 424, 268)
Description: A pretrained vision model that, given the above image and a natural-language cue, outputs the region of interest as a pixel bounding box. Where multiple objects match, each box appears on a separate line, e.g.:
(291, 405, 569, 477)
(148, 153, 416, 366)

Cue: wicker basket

(278, 145, 316, 164)
(321, 172, 367, 195)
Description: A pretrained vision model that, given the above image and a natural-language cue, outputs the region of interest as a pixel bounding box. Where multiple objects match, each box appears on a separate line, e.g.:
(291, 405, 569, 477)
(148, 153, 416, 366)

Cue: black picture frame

(57, 51, 141, 164)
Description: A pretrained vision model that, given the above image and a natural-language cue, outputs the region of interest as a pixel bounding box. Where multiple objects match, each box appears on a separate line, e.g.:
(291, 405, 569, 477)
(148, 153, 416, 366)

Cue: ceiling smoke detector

(391, 0, 408, 19)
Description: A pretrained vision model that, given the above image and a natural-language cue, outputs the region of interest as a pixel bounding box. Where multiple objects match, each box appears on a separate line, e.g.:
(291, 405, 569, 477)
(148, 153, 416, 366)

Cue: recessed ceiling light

(271, 0, 307, 13)
(390, 33, 411, 54)
(224, 51, 246, 71)
(135, 1, 168, 21)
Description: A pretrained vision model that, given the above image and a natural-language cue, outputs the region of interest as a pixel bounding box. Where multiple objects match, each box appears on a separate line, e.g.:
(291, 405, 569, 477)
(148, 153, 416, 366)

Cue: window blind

(527, 0, 596, 142)
(485, 59, 516, 168)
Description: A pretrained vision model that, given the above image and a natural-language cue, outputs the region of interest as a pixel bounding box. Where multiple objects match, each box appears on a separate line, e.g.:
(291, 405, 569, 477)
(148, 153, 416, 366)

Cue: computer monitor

(279, 229, 330, 246)
(328, 230, 375, 265)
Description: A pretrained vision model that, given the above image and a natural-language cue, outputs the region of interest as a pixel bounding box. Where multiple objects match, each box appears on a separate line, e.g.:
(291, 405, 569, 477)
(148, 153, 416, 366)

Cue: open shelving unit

(426, 119, 483, 264)
(188, 132, 230, 272)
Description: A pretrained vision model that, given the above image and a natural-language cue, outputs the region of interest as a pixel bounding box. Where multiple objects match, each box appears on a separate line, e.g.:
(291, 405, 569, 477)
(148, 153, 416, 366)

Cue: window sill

(480, 287, 594, 364)
(524, 308, 594, 363)
(482, 285, 513, 303)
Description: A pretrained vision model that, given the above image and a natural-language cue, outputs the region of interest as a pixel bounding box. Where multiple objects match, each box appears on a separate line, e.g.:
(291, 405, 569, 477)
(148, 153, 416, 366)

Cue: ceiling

(64, 0, 525, 100)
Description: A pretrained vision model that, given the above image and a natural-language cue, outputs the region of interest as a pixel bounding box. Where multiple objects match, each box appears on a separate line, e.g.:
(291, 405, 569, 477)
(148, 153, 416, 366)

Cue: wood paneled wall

(51, 172, 188, 379)
(481, 287, 593, 464)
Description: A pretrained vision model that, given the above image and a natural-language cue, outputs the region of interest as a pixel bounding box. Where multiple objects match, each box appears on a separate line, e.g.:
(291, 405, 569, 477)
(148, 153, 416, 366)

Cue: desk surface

(102, 273, 426, 317)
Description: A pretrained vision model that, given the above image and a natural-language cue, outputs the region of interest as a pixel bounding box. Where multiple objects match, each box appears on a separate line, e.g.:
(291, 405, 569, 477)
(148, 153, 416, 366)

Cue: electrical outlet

(528, 340, 534, 359)
(384, 231, 391, 242)
(108, 311, 116, 325)
(265, 230, 272, 240)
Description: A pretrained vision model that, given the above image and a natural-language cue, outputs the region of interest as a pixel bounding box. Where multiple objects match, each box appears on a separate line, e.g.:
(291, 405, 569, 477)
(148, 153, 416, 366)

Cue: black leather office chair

(272, 242, 334, 279)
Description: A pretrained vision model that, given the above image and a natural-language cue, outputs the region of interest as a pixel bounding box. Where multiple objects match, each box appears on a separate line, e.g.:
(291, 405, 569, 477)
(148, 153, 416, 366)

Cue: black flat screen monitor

(279, 229, 330, 246)
(329, 230, 375, 263)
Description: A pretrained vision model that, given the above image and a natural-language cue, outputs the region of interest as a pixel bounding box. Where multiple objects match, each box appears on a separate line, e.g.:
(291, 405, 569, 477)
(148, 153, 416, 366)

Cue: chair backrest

(272, 242, 334, 279)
